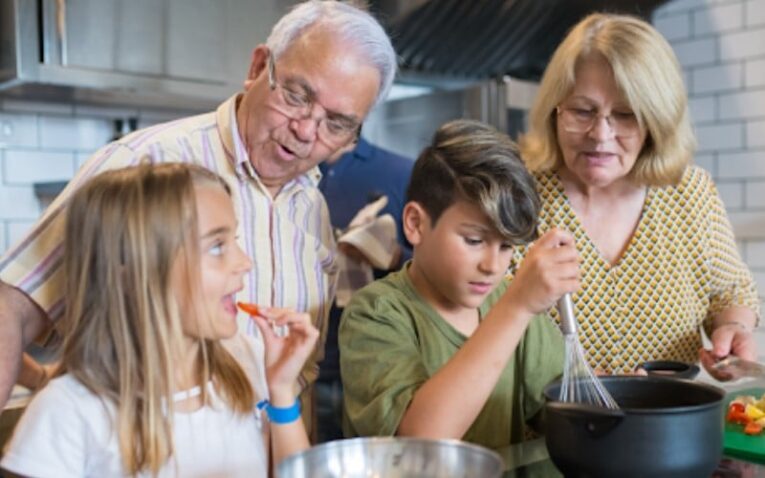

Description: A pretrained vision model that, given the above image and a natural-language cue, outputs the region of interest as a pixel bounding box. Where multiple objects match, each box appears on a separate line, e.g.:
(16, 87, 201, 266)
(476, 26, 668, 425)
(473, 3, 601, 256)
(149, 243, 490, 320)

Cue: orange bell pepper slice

(237, 301, 260, 316)
(744, 422, 763, 435)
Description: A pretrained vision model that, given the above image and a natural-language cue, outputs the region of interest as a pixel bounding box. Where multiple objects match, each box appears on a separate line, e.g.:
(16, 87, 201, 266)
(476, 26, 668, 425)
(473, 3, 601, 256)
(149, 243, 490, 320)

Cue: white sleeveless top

(1, 333, 269, 477)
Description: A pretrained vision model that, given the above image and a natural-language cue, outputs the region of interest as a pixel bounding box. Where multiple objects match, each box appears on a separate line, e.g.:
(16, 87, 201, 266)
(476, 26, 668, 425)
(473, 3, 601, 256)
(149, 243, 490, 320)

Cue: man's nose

(290, 104, 326, 142)
(290, 116, 320, 142)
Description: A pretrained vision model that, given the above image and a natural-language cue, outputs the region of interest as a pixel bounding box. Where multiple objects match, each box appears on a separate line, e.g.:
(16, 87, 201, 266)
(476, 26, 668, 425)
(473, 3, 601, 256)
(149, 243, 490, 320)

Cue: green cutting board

(724, 388, 765, 463)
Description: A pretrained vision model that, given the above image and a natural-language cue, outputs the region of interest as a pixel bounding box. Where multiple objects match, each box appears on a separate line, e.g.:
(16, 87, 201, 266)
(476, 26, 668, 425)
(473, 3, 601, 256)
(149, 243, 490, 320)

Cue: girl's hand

(504, 228, 580, 315)
(251, 308, 319, 399)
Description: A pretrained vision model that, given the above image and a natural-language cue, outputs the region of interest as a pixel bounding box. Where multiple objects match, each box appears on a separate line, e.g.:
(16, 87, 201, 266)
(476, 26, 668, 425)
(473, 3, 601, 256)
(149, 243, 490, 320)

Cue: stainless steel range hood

(372, 0, 669, 81)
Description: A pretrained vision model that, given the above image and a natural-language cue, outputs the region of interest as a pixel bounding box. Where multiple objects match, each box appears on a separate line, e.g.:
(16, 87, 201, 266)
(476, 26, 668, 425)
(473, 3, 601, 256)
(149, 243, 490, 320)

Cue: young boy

(338, 119, 579, 450)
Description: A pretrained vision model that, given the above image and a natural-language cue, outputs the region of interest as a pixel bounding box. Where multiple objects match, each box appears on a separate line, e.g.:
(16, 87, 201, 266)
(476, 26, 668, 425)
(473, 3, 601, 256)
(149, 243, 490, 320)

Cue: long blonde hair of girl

(60, 162, 255, 474)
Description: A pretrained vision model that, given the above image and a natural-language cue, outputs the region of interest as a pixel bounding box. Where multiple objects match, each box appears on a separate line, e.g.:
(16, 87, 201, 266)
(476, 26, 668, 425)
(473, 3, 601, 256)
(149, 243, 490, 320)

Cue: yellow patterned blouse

(514, 166, 760, 373)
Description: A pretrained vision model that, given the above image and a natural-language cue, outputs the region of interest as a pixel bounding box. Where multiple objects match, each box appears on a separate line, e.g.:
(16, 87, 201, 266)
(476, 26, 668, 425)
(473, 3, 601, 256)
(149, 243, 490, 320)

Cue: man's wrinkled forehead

(276, 29, 380, 121)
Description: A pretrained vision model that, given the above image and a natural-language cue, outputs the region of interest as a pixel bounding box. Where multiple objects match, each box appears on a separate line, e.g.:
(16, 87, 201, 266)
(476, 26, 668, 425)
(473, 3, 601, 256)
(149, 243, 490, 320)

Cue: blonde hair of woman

(521, 12, 696, 187)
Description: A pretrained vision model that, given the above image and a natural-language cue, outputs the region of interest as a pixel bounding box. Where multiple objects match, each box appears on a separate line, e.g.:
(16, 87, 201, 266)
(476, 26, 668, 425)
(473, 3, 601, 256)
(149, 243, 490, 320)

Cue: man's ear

(403, 202, 428, 246)
(243, 45, 269, 90)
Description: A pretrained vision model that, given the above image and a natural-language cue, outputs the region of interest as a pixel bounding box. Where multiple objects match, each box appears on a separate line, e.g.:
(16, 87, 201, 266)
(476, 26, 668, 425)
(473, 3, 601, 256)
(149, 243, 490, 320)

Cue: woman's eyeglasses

(556, 105, 640, 138)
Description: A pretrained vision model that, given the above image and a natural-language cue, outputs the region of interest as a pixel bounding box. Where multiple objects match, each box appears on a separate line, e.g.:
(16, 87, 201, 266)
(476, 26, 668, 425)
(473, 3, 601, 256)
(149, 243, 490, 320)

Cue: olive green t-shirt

(339, 265, 564, 450)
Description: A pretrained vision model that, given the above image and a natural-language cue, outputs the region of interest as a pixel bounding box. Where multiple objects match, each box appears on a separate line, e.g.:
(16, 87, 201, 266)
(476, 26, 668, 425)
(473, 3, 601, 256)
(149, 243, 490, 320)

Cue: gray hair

(267, 1, 397, 107)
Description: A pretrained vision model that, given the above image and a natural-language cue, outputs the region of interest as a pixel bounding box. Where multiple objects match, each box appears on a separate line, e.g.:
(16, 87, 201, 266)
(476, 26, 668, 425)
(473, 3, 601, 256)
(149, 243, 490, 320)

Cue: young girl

(1, 163, 317, 477)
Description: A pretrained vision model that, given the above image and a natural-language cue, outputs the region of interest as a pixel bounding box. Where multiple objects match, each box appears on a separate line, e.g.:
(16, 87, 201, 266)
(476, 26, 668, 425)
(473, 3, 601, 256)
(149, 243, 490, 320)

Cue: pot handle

(637, 360, 700, 380)
(547, 401, 626, 439)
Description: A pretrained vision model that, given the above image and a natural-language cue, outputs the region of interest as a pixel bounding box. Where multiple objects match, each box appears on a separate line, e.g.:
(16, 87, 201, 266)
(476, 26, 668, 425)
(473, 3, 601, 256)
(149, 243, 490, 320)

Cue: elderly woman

(518, 12, 759, 376)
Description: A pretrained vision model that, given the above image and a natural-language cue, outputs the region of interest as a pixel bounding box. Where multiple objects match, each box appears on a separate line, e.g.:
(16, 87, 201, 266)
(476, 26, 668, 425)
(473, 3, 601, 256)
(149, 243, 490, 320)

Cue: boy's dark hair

(406, 119, 540, 244)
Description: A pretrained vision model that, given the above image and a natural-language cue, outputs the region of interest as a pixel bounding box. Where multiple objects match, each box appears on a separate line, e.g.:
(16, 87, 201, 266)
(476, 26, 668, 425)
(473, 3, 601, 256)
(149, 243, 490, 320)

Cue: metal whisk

(557, 293, 619, 409)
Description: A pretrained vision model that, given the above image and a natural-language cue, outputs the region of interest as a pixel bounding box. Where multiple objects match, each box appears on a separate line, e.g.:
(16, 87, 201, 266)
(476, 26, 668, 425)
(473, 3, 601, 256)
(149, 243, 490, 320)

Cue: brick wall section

(655, 0, 765, 341)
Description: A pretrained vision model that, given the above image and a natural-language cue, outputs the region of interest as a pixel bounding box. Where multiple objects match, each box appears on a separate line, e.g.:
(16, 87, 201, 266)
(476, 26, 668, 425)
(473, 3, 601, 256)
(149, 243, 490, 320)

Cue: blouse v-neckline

(549, 172, 654, 271)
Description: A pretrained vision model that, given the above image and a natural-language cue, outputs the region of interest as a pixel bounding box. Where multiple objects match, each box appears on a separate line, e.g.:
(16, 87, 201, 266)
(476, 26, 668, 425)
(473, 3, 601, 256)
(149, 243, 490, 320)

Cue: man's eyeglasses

(556, 105, 640, 138)
(267, 51, 361, 146)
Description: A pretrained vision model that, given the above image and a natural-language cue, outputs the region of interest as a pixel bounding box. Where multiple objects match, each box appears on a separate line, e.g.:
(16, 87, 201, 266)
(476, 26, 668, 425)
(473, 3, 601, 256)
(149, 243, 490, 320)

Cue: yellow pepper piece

(746, 404, 765, 420)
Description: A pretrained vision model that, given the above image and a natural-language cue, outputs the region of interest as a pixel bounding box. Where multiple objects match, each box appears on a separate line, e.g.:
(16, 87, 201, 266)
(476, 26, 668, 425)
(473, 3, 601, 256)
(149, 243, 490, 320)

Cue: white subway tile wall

(720, 89, 765, 120)
(718, 151, 765, 179)
(0, 186, 42, 220)
(689, 96, 717, 123)
(695, 152, 716, 173)
(745, 58, 765, 88)
(648, 0, 765, 335)
(0, 113, 39, 149)
(692, 62, 743, 94)
(718, 27, 765, 61)
(693, 2, 744, 35)
(671, 37, 718, 67)
(717, 180, 745, 209)
(38, 116, 112, 150)
(655, 2, 765, 303)
(7, 221, 36, 247)
(0, 98, 187, 250)
(4, 150, 76, 184)
(748, 0, 765, 27)
(655, 12, 693, 40)
(745, 181, 765, 208)
(747, 241, 765, 268)
(747, 120, 765, 148)
(696, 121, 745, 151)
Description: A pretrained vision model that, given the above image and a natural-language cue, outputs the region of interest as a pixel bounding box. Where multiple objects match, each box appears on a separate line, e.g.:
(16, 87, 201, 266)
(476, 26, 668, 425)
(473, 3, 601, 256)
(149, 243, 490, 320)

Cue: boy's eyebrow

(459, 222, 492, 233)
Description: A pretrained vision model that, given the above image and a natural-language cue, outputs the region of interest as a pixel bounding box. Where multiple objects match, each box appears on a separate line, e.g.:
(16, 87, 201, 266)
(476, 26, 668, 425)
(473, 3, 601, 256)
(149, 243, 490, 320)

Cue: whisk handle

(557, 293, 577, 336)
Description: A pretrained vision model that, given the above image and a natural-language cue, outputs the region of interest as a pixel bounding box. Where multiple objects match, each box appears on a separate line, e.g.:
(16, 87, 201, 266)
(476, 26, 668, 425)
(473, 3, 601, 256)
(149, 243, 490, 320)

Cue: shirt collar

(216, 94, 248, 178)
(217, 94, 322, 193)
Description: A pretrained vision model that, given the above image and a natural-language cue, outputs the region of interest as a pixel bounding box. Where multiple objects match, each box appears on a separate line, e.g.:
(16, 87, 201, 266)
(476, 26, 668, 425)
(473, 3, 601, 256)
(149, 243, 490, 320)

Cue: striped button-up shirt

(0, 94, 337, 398)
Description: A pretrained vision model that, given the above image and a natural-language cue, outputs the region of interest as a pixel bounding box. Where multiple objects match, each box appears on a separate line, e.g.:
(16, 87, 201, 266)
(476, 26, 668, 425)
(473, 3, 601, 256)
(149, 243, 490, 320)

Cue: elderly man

(0, 0, 397, 434)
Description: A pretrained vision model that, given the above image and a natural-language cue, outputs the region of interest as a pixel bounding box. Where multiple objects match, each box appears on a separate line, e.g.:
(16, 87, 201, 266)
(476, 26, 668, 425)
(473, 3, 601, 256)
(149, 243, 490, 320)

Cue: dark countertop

(500, 437, 765, 477)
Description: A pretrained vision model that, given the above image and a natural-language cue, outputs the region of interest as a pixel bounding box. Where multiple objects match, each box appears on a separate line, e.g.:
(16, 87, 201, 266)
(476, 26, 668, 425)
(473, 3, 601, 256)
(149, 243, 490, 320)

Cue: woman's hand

(700, 307, 758, 380)
(710, 323, 757, 361)
(251, 308, 319, 403)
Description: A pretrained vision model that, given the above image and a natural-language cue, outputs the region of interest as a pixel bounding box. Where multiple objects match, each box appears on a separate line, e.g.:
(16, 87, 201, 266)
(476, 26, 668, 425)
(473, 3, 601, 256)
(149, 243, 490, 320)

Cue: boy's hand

(504, 228, 580, 315)
(252, 308, 319, 400)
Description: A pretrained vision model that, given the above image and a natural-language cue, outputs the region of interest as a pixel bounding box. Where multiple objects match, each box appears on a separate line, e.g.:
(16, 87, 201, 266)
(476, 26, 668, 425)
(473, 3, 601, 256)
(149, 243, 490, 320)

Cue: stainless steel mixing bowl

(276, 436, 504, 478)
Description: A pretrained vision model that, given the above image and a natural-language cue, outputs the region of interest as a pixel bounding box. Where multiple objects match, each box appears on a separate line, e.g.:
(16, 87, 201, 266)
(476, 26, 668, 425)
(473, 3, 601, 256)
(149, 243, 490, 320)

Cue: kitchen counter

(499, 437, 765, 477)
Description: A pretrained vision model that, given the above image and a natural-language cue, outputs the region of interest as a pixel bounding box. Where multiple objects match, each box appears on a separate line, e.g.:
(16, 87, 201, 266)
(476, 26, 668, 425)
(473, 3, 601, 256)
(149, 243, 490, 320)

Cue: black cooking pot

(543, 376, 725, 478)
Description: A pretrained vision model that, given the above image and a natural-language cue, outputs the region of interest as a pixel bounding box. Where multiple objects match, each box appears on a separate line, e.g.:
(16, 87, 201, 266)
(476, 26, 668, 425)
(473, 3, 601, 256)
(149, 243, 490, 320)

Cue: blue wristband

(257, 398, 301, 424)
